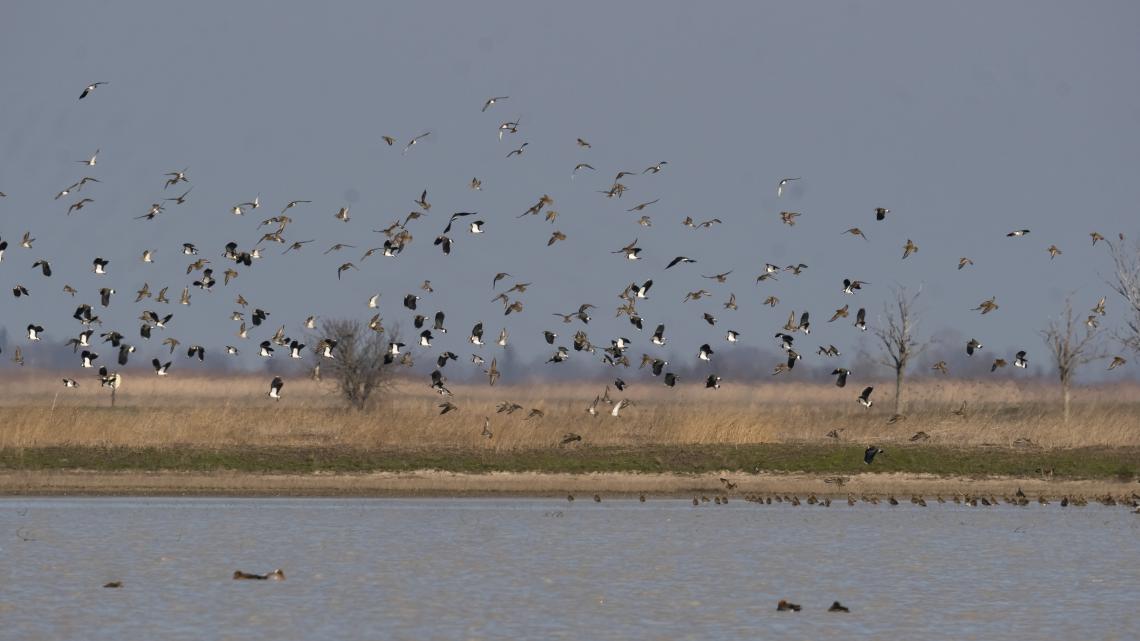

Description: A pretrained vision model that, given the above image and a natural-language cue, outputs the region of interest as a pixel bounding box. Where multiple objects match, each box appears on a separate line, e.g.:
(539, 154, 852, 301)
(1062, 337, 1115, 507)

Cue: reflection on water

(1, 497, 1138, 640)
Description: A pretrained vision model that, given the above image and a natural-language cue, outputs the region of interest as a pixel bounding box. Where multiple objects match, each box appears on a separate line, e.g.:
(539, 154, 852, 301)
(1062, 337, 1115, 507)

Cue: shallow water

(1, 497, 1138, 640)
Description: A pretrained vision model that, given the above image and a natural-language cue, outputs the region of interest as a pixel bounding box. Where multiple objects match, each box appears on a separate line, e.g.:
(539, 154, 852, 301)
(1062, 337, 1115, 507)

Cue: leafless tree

(315, 318, 395, 411)
(874, 286, 926, 415)
(1106, 235, 1140, 354)
(1040, 297, 1107, 423)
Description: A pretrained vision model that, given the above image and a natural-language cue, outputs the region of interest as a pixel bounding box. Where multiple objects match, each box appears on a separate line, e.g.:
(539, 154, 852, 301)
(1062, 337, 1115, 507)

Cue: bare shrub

(315, 318, 395, 411)
(874, 286, 926, 414)
(1040, 297, 1107, 423)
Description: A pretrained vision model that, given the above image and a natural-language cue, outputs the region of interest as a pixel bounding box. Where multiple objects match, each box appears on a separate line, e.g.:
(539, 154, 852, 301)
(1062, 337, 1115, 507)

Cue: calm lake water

(1, 497, 1138, 640)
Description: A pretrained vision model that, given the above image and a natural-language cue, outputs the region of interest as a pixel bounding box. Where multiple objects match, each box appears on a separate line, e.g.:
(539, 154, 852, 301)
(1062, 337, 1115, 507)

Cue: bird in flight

(482, 96, 509, 112)
(403, 132, 431, 154)
(777, 177, 800, 197)
(79, 81, 108, 100)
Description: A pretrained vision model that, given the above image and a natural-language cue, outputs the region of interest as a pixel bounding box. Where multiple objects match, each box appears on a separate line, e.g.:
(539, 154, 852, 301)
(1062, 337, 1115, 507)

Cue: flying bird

(776, 177, 800, 197)
(78, 81, 108, 99)
(481, 96, 508, 112)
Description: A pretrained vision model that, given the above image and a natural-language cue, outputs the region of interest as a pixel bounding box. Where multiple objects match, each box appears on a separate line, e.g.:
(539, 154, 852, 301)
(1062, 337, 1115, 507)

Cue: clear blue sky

(1, 1, 1138, 384)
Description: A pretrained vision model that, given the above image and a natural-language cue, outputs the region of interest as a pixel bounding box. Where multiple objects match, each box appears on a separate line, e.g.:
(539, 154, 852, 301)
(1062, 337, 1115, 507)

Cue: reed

(0, 373, 1137, 451)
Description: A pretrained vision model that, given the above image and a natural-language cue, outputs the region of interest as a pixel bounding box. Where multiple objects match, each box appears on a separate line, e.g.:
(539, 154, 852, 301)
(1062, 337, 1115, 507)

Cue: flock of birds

(0, 82, 1132, 448)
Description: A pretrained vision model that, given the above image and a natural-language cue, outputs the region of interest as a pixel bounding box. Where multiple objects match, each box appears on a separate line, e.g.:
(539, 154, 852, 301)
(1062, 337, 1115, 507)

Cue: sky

(1, 1, 1139, 385)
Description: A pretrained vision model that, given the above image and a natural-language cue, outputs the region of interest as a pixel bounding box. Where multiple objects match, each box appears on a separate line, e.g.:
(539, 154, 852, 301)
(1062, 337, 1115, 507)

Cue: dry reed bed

(0, 374, 1137, 450)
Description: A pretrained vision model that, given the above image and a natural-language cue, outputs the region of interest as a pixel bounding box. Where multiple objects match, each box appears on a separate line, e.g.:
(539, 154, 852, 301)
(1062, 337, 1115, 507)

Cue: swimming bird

(829, 602, 850, 613)
(233, 569, 285, 580)
(776, 600, 801, 612)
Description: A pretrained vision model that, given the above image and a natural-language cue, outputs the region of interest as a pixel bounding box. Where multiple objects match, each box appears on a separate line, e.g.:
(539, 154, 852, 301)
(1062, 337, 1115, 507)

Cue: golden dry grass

(1, 372, 1137, 450)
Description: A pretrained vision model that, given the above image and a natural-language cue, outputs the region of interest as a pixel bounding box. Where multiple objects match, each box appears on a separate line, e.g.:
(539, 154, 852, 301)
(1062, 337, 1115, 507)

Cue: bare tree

(1106, 235, 1140, 354)
(874, 286, 926, 415)
(315, 318, 395, 411)
(1040, 297, 1107, 423)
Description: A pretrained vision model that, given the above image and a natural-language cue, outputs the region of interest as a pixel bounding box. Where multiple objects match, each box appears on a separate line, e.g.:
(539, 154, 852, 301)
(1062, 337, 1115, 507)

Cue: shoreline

(2, 469, 1136, 499)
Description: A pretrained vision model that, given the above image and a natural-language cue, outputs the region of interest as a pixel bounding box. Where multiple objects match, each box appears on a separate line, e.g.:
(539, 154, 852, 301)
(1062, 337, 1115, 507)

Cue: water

(1, 497, 1138, 640)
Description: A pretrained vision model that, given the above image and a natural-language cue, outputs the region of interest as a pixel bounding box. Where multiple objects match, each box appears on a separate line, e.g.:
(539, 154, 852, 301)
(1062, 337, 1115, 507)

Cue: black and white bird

(80, 350, 98, 368)
(858, 386, 874, 408)
(152, 358, 172, 376)
(831, 368, 850, 388)
(854, 308, 867, 331)
(726, 330, 740, 343)
(268, 377, 284, 400)
(482, 96, 509, 112)
(864, 446, 884, 464)
(469, 322, 485, 346)
(663, 372, 679, 387)
(698, 344, 714, 362)
(1014, 351, 1028, 368)
(289, 341, 305, 359)
(842, 279, 867, 294)
(651, 324, 667, 346)
(966, 338, 983, 356)
(705, 374, 721, 389)
(92, 257, 110, 274)
(63, 378, 79, 388)
(79, 81, 108, 100)
(419, 330, 433, 347)
(776, 177, 800, 198)
(259, 341, 274, 357)
(433, 311, 447, 333)
(1006, 229, 1031, 237)
(613, 239, 642, 260)
(27, 324, 44, 341)
(632, 280, 653, 299)
(665, 256, 696, 269)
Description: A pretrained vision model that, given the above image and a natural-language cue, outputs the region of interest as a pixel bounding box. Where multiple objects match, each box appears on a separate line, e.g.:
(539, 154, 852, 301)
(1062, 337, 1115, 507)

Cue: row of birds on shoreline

(1, 83, 1132, 453)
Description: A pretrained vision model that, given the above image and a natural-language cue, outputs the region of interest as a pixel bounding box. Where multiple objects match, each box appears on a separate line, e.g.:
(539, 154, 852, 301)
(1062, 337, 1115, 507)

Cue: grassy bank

(1, 443, 1137, 480)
